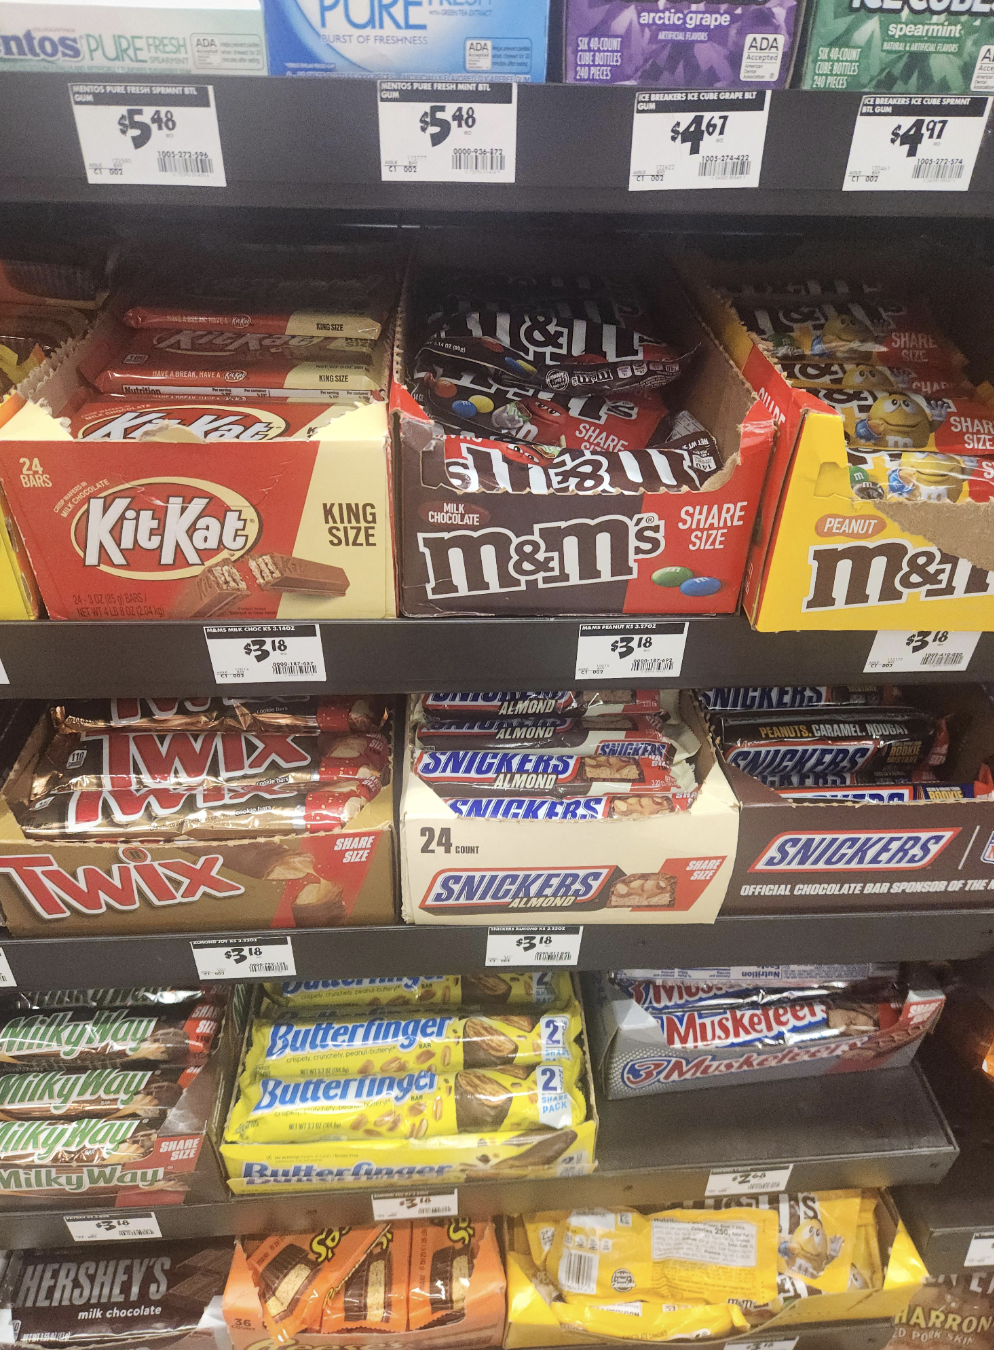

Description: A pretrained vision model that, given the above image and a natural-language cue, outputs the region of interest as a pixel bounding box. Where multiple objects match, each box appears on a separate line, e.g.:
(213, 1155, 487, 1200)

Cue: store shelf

(3, 75, 994, 217)
(1, 616, 994, 697)
(0, 1062, 955, 1246)
(894, 1030, 994, 1274)
(6, 909, 994, 989)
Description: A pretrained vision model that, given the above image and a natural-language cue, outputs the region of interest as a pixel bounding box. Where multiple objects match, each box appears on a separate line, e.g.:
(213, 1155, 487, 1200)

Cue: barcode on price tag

(69, 83, 226, 187)
(486, 926, 583, 967)
(372, 1190, 459, 1221)
(706, 1164, 793, 1196)
(630, 90, 769, 191)
(735, 1340, 799, 1350)
(378, 81, 516, 182)
(844, 95, 991, 191)
(864, 630, 980, 673)
(66, 1212, 162, 1242)
(191, 936, 295, 980)
(575, 621, 688, 680)
(204, 623, 327, 684)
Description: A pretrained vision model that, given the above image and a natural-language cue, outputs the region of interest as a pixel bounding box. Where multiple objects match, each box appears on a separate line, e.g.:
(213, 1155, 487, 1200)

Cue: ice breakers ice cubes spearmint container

(264, 0, 550, 78)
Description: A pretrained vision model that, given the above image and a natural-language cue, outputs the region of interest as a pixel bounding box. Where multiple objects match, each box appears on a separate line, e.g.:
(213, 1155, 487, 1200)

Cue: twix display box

(669, 242, 994, 631)
(0, 313, 396, 619)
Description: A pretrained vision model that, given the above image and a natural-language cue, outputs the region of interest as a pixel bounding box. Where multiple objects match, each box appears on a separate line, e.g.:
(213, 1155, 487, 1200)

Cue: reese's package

(246, 1227, 386, 1342)
(408, 1217, 504, 1331)
(263, 971, 572, 1010)
(319, 1225, 410, 1334)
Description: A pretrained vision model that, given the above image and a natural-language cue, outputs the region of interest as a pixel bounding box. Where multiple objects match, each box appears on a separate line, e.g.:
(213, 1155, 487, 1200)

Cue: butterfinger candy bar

(735, 299, 964, 368)
(17, 782, 372, 841)
(264, 971, 571, 1010)
(0, 1065, 192, 1121)
(248, 554, 349, 596)
(321, 1225, 409, 1334)
(414, 748, 696, 796)
(0, 1001, 221, 1067)
(698, 686, 902, 711)
(173, 560, 248, 618)
(443, 793, 696, 820)
(422, 692, 584, 717)
(777, 358, 975, 400)
(712, 709, 947, 781)
(34, 729, 388, 796)
(247, 1227, 388, 1342)
(244, 1009, 582, 1083)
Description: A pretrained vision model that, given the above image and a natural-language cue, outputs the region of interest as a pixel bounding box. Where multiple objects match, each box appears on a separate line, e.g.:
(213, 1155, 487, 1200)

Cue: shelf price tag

(69, 83, 226, 187)
(844, 95, 991, 191)
(734, 1340, 799, 1350)
(965, 1230, 994, 1266)
(204, 623, 326, 684)
(378, 81, 516, 183)
(575, 620, 688, 680)
(372, 1190, 459, 1221)
(864, 629, 980, 674)
(66, 1212, 162, 1242)
(191, 936, 295, 980)
(486, 926, 583, 967)
(0, 950, 16, 989)
(706, 1165, 793, 1196)
(630, 90, 769, 191)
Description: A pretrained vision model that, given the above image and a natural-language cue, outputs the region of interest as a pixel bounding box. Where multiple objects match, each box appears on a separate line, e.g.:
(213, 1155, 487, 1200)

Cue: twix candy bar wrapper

(246, 1226, 387, 1343)
(263, 971, 573, 1010)
(320, 1224, 410, 1334)
(227, 1059, 585, 1145)
(51, 696, 387, 736)
(243, 1009, 583, 1082)
(548, 1208, 780, 1306)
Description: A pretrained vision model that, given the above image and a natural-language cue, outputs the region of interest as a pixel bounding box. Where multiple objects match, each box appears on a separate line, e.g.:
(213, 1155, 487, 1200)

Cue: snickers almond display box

(0, 311, 397, 620)
(392, 232, 777, 617)
(0, 714, 397, 938)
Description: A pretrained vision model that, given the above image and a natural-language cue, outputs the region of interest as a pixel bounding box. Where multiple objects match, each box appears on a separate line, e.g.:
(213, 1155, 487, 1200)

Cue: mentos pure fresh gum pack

(0, 0, 267, 74)
(800, 0, 994, 91)
(264, 0, 550, 78)
(564, 0, 802, 89)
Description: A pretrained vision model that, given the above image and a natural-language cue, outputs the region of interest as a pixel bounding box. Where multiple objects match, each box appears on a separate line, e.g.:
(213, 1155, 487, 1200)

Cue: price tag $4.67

(630, 90, 769, 191)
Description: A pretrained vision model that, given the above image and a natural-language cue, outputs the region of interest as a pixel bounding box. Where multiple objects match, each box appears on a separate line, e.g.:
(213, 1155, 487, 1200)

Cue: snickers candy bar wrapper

(33, 729, 389, 797)
(17, 782, 372, 841)
(776, 777, 994, 803)
(263, 971, 572, 1010)
(0, 1064, 194, 1121)
(246, 1227, 389, 1342)
(416, 713, 699, 761)
(414, 748, 697, 797)
(697, 685, 902, 711)
(0, 1238, 234, 1344)
(227, 1059, 585, 1145)
(0, 1000, 222, 1068)
(442, 794, 696, 820)
(776, 357, 975, 400)
(243, 1008, 583, 1083)
(712, 708, 948, 782)
(734, 298, 964, 369)
(320, 1225, 410, 1335)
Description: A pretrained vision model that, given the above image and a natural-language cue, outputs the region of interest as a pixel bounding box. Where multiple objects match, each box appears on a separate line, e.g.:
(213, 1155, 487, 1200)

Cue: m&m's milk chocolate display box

(392, 231, 776, 617)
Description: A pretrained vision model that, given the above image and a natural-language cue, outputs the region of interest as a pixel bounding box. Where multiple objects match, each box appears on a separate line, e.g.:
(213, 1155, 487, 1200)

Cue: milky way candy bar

(0, 1001, 222, 1068)
(17, 782, 373, 841)
(414, 749, 696, 797)
(417, 713, 695, 762)
(34, 729, 389, 796)
(16, 987, 208, 1010)
(698, 686, 901, 712)
(0, 1064, 194, 1120)
(0, 1116, 158, 1167)
(713, 709, 947, 782)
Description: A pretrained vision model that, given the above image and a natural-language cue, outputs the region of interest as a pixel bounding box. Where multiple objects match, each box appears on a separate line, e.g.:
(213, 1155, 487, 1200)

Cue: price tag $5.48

(378, 81, 517, 183)
(69, 83, 226, 187)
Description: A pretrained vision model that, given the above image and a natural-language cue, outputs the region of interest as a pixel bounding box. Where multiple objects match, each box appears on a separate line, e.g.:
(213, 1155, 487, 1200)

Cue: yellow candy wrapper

(227, 1060, 586, 1144)
(849, 1194, 883, 1292)
(548, 1208, 779, 1307)
(263, 972, 572, 1011)
(551, 1296, 750, 1342)
(244, 1008, 583, 1082)
(524, 1213, 563, 1269)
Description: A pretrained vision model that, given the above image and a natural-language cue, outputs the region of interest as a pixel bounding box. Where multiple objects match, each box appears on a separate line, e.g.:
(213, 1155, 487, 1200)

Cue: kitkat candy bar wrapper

(564, 0, 802, 90)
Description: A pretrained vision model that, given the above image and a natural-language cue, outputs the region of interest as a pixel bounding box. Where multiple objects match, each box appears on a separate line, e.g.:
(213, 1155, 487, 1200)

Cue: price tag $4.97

(845, 94, 991, 191)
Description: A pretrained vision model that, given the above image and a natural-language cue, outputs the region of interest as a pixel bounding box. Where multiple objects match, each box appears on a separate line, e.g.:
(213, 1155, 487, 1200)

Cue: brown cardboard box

(0, 716, 397, 936)
(392, 231, 776, 618)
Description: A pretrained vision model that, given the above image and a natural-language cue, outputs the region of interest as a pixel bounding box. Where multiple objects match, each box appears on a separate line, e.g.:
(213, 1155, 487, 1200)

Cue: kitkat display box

(0, 316, 397, 620)
(393, 232, 777, 618)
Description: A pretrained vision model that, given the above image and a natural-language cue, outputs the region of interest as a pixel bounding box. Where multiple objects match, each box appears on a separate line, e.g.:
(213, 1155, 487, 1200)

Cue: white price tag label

(372, 1189, 459, 1221)
(735, 1340, 799, 1350)
(705, 1165, 793, 1197)
(0, 658, 10, 686)
(378, 81, 516, 182)
(630, 90, 769, 191)
(66, 1212, 162, 1242)
(965, 1230, 994, 1267)
(486, 926, 583, 967)
(575, 620, 688, 680)
(191, 935, 295, 980)
(844, 95, 990, 191)
(0, 949, 16, 988)
(864, 629, 980, 673)
(69, 83, 225, 187)
(204, 623, 326, 684)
